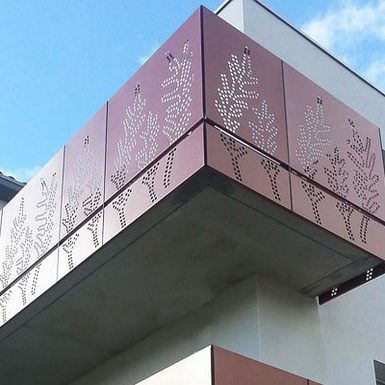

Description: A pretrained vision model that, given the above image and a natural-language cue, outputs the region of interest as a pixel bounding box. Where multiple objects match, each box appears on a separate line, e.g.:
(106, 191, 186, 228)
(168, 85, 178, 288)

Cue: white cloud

(1, 165, 41, 183)
(301, 0, 385, 91)
(302, 0, 385, 50)
(137, 42, 160, 66)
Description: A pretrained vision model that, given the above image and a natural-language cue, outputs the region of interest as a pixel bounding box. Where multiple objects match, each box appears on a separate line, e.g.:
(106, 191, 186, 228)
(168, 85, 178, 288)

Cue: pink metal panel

(291, 173, 385, 261)
(203, 8, 288, 164)
(105, 8, 203, 201)
(206, 125, 291, 209)
(0, 149, 63, 291)
(58, 209, 103, 280)
(104, 125, 205, 243)
(0, 248, 58, 327)
(213, 346, 307, 385)
(284, 63, 385, 222)
(61, 105, 106, 239)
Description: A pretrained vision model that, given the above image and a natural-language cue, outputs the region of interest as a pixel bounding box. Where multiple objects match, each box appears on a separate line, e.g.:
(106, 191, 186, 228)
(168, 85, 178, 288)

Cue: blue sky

(1, 0, 384, 181)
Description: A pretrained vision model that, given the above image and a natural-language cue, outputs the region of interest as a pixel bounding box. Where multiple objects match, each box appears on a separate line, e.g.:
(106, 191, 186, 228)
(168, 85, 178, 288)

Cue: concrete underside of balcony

(0, 168, 377, 385)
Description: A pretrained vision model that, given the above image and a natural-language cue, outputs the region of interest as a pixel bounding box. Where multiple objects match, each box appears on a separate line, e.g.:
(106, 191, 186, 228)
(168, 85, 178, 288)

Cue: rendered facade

(1, 1, 385, 384)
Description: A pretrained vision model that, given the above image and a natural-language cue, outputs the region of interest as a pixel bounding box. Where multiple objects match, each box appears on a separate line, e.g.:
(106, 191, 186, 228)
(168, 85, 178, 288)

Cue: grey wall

(68, 275, 325, 385)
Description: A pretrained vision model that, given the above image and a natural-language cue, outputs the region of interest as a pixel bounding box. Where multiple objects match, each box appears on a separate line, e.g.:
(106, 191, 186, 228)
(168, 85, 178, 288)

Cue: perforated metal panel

(206, 125, 291, 209)
(0, 150, 63, 292)
(58, 209, 103, 280)
(284, 63, 385, 222)
(105, 8, 203, 201)
(61, 105, 106, 240)
(291, 173, 385, 260)
(104, 125, 205, 243)
(203, 8, 288, 165)
(0, 248, 58, 327)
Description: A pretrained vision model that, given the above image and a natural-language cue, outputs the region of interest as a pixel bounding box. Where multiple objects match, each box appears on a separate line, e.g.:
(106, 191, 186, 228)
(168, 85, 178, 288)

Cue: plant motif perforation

(0, 199, 32, 321)
(301, 180, 325, 225)
(220, 133, 248, 182)
(111, 88, 146, 192)
(82, 136, 103, 218)
(112, 189, 132, 229)
(136, 112, 160, 171)
(142, 163, 160, 203)
(215, 46, 259, 134)
(347, 125, 380, 214)
(250, 97, 280, 200)
(63, 136, 103, 235)
(0, 199, 27, 290)
(347, 122, 380, 244)
(16, 225, 33, 306)
(163, 148, 177, 189)
(0, 290, 11, 325)
(28, 174, 58, 306)
(62, 233, 80, 272)
(34, 173, 58, 258)
(296, 97, 331, 179)
(296, 97, 331, 223)
(30, 263, 42, 296)
(161, 40, 194, 144)
(86, 211, 103, 248)
(324, 147, 354, 240)
(250, 100, 278, 156)
(261, 158, 281, 201)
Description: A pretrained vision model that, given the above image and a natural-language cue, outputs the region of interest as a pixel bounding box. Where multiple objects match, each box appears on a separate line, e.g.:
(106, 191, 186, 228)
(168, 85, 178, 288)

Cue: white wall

(68, 274, 325, 385)
(318, 278, 385, 385)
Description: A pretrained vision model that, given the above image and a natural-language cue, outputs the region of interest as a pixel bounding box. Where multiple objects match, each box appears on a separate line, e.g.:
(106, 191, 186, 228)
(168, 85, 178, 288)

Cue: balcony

(0, 6, 384, 385)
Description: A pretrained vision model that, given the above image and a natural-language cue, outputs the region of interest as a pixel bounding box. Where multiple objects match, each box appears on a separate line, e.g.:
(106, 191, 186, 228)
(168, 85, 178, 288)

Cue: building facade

(0, 1, 385, 384)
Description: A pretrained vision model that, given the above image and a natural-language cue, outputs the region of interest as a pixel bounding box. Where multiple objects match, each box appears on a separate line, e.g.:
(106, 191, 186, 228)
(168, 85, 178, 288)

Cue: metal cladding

(204, 9, 288, 165)
(105, 8, 203, 202)
(284, 63, 385, 222)
(0, 151, 63, 289)
(104, 125, 205, 244)
(291, 173, 385, 258)
(206, 124, 291, 209)
(0, 6, 384, 327)
(213, 346, 312, 385)
(61, 104, 107, 240)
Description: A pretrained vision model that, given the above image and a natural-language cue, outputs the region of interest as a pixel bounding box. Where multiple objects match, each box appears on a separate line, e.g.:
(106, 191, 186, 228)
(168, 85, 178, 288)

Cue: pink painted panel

(206, 125, 291, 209)
(284, 63, 385, 222)
(0, 150, 64, 291)
(105, 8, 203, 201)
(213, 346, 307, 385)
(104, 125, 205, 243)
(203, 8, 288, 164)
(291, 173, 385, 261)
(61, 104, 106, 239)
